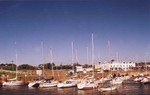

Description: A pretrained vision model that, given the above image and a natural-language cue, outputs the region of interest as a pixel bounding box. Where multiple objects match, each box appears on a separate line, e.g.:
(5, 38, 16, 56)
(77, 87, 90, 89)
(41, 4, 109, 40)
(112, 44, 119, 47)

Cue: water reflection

(0, 83, 150, 95)
(77, 89, 99, 95)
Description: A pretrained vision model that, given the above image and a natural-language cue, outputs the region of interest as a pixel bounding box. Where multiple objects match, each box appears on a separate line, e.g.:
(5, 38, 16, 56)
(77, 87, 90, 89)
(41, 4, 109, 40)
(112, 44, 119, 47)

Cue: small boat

(97, 77, 112, 84)
(3, 78, 24, 86)
(2, 49, 24, 86)
(140, 77, 149, 84)
(98, 85, 117, 92)
(140, 75, 149, 84)
(123, 75, 131, 80)
(57, 78, 77, 88)
(28, 81, 40, 87)
(134, 76, 143, 82)
(110, 77, 123, 85)
(77, 79, 97, 90)
(39, 80, 58, 88)
(39, 49, 59, 88)
(39, 77, 58, 88)
(28, 77, 44, 87)
(98, 80, 117, 92)
(97, 77, 119, 92)
(77, 75, 99, 90)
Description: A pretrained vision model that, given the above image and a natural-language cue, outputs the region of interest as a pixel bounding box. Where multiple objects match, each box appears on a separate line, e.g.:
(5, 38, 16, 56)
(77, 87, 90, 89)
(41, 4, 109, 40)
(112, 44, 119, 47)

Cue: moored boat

(57, 78, 77, 88)
(28, 77, 44, 87)
(3, 78, 24, 86)
(77, 79, 97, 90)
(98, 85, 117, 92)
(39, 78, 58, 88)
(2, 47, 24, 86)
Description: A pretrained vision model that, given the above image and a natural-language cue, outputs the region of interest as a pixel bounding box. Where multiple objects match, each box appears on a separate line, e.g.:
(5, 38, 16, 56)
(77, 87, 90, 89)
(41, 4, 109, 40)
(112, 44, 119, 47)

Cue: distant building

(95, 64, 101, 70)
(76, 66, 83, 72)
(76, 66, 93, 73)
(36, 70, 42, 76)
(97, 61, 136, 71)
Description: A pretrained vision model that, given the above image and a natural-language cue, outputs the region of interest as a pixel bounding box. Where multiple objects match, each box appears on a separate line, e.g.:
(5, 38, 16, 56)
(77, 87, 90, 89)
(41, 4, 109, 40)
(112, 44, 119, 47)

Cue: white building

(97, 61, 136, 71)
(36, 70, 42, 76)
(76, 66, 93, 73)
(76, 66, 83, 72)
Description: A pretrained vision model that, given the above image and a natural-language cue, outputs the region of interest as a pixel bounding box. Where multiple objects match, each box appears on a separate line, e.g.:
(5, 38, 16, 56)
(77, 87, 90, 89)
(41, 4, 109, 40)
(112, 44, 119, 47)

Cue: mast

(50, 48, 54, 77)
(86, 47, 89, 65)
(91, 33, 94, 76)
(75, 49, 78, 64)
(15, 49, 18, 79)
(71, 41, 74, 72)
(145, 54, 147, 74)
(15, 42, 18, 79)
(116, 52, 119, 62)
(41, 41, 44, 77)
(108, 40, 111, 62)
(108, 40, 112, 74)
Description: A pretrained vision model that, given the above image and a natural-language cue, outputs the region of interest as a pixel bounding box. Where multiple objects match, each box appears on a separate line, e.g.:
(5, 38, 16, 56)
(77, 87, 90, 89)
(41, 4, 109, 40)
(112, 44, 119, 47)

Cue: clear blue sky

(0, 0, 149, 66)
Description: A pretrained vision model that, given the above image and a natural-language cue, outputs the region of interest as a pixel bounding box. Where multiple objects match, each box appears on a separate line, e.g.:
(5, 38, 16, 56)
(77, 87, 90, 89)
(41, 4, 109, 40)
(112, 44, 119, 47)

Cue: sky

(0, 0, 149, 66)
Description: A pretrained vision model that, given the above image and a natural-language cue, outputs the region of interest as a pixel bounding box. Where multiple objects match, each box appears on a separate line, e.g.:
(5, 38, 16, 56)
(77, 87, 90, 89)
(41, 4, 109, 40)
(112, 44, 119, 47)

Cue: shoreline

(0, 69, 149, 84)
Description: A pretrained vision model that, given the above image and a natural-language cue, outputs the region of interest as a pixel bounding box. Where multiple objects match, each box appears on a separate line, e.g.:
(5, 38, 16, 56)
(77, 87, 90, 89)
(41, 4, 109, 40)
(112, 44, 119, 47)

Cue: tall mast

(145, 54, 147, 74)
(15, 42, 18, 79)
(41, 41, 44, 77)
(91, 33, 94, 76)
(116, 52, 119, 62)
(75, 49, 78, 64)
(108, 40, 111, 62)
(86, 47, 89, 64)
(108, 40, 112, 74)
(15, 48, 18, 79)
(71, 41, 74, 71)
(50, 48, 54, 77)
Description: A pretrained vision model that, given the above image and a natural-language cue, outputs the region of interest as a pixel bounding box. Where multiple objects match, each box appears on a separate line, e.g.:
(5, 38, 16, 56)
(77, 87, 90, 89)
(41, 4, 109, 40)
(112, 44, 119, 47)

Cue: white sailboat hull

(28, 81, 40, 87)
(98, 85, 117, 92)
(77, 83, 97, 90)
(39, 81, 58, 88)
(57, 83, 76, 88)
(57, 79, 77, 88)
(40, 83, 57, 88)
(111, 78, 123, 85)
(77, 78, 98, 90)
(3, 81, 24, 86)
(140, 78, 149, 84)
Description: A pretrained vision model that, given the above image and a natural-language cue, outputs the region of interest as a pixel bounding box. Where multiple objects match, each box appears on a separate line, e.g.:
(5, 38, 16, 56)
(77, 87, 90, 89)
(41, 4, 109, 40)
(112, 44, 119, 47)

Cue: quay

(0, 69, 149, 84)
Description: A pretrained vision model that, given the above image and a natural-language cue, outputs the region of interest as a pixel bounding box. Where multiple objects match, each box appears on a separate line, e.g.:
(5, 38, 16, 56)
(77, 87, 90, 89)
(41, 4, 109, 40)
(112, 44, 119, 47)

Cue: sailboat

(77, 76, 98, 90)
(39, 77, 58, 88)
(77, 33, 98, 90)
(39, 48, 58, 88)
(140, 55, 149, 84)
(28, 41, 45, 87)
(98, 84, 117, 92)
(98, 79, 117, 92)
(28, 77, 44, 87)
(57, 78, 77, 88)
(98, 40, 118, 92)
(110, 77, 123, 85)
(3, 46, 24, 86)
(57, 42, 78, 88)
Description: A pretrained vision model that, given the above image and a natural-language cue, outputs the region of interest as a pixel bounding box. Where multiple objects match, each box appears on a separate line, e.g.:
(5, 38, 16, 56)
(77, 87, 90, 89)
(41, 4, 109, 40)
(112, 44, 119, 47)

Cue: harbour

(1, 80, 150, 95)
(0, 0, 149, 95)
(1, 69, 150, 95)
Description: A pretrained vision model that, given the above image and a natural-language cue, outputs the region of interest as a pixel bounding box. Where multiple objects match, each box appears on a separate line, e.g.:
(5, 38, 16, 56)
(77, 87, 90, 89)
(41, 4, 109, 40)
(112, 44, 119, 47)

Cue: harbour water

(0, 82, 150, 95)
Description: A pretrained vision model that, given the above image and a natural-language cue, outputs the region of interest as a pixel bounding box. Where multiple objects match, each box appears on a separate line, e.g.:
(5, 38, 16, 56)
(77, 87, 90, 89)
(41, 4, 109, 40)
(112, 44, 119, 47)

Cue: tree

(0, 63, 16, 71)
(18, 64, 37, 70)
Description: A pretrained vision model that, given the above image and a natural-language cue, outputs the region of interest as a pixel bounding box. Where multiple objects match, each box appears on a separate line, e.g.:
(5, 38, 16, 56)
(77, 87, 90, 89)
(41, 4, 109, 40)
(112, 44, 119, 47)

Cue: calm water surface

(0, 82, 150, 95)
